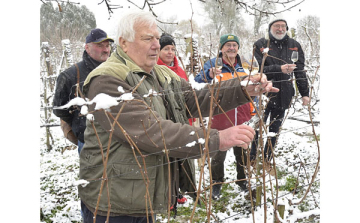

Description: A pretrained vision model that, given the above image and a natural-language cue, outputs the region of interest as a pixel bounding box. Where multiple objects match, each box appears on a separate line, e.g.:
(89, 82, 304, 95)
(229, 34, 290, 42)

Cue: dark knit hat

(86, 28, 114, 44)
(219, 34, 240, 50)
(159, 33, 176, 50)
(268, 18, 288, 31)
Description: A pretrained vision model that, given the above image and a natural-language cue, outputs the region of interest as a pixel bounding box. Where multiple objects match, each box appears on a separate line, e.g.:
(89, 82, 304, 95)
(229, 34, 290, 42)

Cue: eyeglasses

(273, 24, 287, 29)
(224, 43, 238, 49)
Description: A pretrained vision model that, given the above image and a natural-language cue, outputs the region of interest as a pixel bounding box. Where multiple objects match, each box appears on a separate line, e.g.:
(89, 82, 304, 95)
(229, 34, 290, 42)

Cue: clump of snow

(240, 80, 256, 86)
(143, 89, 159, 98)
(91, 93, 118, 111)
(119, 93, 134, 101)
(267, 132, 277, 137)
(54, 97, 86, 109)
(117, 86, 125, 93)
(80, 105, 88, 115)
(186, 141, 196, 147)
(86, 114, 94, 121)
(188, 74, 207, 90)
(73, 179, 90, 187)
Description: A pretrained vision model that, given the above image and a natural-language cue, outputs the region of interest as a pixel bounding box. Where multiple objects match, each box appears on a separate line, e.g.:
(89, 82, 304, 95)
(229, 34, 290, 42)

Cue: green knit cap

(219, 34, 240, 50)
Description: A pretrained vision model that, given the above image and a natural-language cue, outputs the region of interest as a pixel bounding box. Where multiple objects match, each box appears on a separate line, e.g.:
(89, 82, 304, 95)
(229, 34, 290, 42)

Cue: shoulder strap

(74, 63, 85, 99)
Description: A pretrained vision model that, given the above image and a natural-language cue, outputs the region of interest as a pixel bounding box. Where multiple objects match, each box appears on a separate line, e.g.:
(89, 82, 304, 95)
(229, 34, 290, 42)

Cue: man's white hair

(115, 10, 158, 45)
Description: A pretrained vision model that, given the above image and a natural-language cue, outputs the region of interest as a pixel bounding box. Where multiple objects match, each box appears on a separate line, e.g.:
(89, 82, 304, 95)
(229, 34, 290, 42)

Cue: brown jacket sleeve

(179, 77, 250, 117)
(85, 75, 249, 159)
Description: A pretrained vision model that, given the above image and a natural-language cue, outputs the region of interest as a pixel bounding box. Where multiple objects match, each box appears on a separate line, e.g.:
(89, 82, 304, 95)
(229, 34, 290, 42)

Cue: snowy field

(40, 94, 320, 223)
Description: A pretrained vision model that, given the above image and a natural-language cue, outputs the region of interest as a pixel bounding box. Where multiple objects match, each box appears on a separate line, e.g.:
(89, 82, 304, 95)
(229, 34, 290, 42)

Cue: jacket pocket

(110, 163, 157, 211)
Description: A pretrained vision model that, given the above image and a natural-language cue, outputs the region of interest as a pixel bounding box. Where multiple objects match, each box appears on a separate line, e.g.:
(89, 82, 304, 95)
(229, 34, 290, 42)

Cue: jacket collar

(83, 50, 102, 71)
(114, 46, 146, 73)
(219, 52, 241, 68)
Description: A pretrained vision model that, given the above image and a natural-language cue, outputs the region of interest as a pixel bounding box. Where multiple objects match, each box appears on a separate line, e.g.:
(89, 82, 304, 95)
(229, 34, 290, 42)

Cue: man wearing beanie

(53, 28, 114, 154)
(195, 34, 255, 199)
(251, 17, 310, 165)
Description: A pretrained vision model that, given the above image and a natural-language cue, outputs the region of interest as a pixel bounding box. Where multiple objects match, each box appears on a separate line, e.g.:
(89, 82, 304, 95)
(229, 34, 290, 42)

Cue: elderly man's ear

(119, 37, 128, 53)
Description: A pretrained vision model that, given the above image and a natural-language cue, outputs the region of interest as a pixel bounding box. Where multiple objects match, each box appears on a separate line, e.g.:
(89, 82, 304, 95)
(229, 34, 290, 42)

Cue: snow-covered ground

(40, 95, 320, 222)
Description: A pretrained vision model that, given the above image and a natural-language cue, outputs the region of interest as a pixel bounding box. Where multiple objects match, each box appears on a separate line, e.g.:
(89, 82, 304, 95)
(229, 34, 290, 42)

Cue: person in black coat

(251, 18, 310, 163)
(53, 28, 114, 154)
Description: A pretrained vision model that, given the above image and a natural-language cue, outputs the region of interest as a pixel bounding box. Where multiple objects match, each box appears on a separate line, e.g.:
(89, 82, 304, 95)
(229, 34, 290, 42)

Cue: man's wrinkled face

(120, 23, 160, 73)
(85, 40, 112, 62)
(221, 41, 239, 60)
(270, 21, 287, 40)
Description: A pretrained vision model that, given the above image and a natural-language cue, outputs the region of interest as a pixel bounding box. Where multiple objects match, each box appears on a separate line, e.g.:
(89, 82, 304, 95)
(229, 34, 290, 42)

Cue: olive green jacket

(78, 46, 250, 216)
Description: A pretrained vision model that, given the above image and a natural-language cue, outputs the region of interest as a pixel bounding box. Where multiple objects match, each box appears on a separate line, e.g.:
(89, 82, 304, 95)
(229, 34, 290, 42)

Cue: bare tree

(40, 2, 96, 62)
(295, 15, 320, 60)
(157, 15, 179, 35)
(253, 0, 276, 35)
(202, 0, 244, 35)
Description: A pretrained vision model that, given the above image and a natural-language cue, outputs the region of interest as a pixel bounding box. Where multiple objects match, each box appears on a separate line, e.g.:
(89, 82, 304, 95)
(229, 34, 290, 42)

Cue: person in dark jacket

(251, 18, 310, 163)
(195, 34, 256, 199)
(53, 28, 114, 154)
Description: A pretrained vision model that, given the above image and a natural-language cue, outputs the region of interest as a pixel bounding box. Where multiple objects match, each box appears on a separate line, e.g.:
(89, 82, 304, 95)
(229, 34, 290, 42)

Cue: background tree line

(40, 2, 96, 61)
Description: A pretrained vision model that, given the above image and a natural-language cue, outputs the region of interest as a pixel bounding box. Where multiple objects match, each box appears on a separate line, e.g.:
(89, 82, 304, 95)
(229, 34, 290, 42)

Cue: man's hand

(218, 125, 255, 151)
(209, 67, 222, 78)
(243, 74, 279, 96)
(281, 64, 296, 74)
(302, 96, 310, 106)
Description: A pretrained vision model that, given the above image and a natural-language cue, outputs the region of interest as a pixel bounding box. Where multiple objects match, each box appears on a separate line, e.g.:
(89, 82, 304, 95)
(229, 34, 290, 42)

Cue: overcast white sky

(75, 0, 322, 37)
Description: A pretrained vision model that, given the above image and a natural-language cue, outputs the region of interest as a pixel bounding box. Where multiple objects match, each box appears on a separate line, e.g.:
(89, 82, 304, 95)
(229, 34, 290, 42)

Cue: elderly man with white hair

(251, 17, 310, 165)
(78, 10, 278, 223)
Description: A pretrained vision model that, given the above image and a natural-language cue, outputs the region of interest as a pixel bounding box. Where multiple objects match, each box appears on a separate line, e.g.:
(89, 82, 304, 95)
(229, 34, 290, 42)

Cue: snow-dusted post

(41, 42, 54, 92)
(184, 34, 199, 75)
(41, 42, 54, 151)
(61, 39, 74, 68)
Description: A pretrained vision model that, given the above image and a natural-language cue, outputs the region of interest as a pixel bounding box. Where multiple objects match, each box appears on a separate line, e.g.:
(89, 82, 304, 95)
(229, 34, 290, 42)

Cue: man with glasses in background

(251, 17, 310, 168)
(195, 34, 256, 199)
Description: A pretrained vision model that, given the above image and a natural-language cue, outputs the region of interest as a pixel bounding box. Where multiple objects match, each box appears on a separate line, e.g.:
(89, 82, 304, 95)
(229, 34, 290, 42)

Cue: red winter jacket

(157, 56, 188, 80)
(211, 67, 251, 130)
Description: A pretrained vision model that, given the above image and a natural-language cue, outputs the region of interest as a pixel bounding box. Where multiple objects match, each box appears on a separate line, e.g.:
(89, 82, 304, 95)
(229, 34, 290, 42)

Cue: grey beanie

(268, 18, 288, 31)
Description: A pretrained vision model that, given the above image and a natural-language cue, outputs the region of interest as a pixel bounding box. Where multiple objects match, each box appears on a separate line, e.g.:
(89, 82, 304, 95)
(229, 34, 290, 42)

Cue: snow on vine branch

(53, 91, 135, 114)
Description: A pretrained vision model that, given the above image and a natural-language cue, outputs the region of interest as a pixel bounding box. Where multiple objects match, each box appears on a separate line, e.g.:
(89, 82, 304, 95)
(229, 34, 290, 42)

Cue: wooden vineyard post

(41, 42, 54, 92)
(255, 157, 262, 206)
(61, 39, 74, 68)
(274, 204, 285, 223)
(41, 42, 53, 151)
(184, 35, 200, 76)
